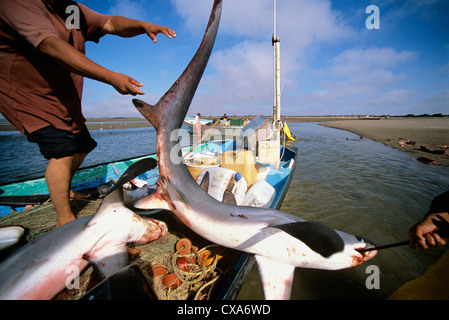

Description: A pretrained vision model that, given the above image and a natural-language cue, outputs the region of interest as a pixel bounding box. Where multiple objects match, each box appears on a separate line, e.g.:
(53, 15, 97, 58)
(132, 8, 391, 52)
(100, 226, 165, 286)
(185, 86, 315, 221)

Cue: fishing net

(0, 198, 102, 241)
(134, 239, 223, 300)
(0, 198, 224, 300)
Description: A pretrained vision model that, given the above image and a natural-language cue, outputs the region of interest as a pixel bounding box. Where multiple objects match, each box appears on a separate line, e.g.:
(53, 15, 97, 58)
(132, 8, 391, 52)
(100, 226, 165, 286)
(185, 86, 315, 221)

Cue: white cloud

(288, 46, 419, 115)
(199, 41, 273, 112)
(106, 0, 149, 20)
(171, 0, 354, 115)
(171, 0, 352, 43)
(82, 90, 160, 118)
(330, 47, 416, 75)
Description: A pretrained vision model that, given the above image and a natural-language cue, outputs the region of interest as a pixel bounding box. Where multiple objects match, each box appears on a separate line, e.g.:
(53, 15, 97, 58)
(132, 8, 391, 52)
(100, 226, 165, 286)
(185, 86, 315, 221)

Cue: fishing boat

(183, 116, 247, 136)
(183, 116, 296, 142)
(0, 136, 297, 300)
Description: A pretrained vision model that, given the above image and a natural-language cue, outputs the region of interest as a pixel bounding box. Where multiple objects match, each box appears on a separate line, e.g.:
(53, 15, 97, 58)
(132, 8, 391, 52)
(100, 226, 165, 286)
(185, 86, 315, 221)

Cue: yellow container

(220, 150, 258, 187)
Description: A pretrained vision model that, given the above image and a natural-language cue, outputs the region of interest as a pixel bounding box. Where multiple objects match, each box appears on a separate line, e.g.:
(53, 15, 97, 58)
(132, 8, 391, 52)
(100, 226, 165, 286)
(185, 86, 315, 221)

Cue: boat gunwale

(0, 140, 298, 300)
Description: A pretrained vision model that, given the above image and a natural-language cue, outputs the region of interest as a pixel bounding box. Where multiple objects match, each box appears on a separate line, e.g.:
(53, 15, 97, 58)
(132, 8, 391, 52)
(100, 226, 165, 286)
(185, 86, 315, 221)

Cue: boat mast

(272, 0, 281, 124)
(272, 0, 281, 170)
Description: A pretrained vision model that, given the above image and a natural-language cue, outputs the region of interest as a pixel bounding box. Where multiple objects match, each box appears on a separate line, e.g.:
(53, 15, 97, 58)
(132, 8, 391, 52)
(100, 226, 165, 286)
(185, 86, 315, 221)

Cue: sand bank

(85, 118, 153, 130)
(321, 118, 449, 166)
(0, 118, 153, 132)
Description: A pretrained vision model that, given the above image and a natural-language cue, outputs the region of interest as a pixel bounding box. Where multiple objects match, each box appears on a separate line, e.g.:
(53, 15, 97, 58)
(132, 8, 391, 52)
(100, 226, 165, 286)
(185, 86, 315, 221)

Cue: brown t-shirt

(0, 0, 110, 134)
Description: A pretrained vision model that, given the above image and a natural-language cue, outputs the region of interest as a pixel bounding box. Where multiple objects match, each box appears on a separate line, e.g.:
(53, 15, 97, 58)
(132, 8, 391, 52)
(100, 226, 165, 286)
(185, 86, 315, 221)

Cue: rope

(149, 241, 222, 300)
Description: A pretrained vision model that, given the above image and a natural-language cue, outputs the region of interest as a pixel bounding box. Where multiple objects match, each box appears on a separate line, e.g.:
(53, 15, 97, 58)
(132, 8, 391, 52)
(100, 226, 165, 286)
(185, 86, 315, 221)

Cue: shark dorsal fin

(199, 171, 210, 193)
(222, 190, 237, 205)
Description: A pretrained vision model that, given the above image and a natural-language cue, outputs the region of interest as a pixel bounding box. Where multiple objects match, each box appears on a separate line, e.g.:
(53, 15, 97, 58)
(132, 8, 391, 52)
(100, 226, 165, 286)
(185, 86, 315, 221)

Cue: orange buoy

(149, 264, 167, 278)
(199, 250, 215, 267)
(127, 247, 141, 260)
(162, 273, 181, 290)
(176, 257, 190, 272)
(176, 238, 192, 255)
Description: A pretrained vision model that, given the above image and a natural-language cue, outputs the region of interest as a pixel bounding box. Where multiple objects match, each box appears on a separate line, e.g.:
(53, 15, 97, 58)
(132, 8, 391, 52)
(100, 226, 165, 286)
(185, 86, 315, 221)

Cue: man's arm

(102, 16, 176, 43)
(37, 17, 175, 95)
(38, 36, 144, 95)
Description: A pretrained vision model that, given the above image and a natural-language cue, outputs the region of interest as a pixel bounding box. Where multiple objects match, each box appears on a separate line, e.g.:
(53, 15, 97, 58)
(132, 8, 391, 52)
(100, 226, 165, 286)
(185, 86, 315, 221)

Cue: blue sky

(78, 0, 448, 117)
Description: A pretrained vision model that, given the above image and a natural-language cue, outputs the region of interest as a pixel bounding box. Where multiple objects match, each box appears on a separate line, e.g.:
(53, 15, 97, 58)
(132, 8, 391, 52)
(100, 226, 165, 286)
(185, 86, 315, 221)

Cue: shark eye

(356, 236, 365, 242)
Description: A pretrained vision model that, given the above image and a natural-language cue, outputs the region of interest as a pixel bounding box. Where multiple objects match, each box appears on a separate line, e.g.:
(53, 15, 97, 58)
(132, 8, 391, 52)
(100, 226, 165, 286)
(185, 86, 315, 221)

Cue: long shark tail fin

(132, 0, 222, 132)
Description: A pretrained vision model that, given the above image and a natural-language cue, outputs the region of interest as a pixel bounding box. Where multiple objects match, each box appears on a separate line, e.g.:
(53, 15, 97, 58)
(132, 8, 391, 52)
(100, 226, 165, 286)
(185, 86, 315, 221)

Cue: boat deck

(0, 196, 244, 300)
(0, 141, 298, 300)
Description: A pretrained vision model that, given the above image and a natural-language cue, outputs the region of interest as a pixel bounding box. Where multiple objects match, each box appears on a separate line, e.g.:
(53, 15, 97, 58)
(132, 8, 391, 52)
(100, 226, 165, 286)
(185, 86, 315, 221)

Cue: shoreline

(320, 118, 449, 166)
(0, 115, 388, 131)
(2, 116, 448, 166)
(0, 118, 154, 132)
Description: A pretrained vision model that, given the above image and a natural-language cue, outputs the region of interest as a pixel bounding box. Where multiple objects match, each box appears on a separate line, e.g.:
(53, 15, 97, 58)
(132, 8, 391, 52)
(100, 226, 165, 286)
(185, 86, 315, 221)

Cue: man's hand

(408, 212, 449, 249)
(109, 73, 144, 95)
(103, 16, 176, 43)
(143, 22, 176, 43)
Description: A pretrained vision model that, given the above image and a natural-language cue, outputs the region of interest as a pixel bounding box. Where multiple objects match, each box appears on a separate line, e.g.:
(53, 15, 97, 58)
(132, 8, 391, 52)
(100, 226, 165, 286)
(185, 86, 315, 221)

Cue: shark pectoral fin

(199, 171, 210, 193)
(271, 221, 344, 258)
(222, 190, 237, 205)
(85, 245, 129, 279)
(255, 255, 295, 300)
(107, 158, 157, 195)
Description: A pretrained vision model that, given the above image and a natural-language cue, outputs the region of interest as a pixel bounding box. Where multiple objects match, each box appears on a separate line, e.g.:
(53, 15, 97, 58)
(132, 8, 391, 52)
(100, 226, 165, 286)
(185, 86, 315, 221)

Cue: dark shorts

(26, 125, 97, 160)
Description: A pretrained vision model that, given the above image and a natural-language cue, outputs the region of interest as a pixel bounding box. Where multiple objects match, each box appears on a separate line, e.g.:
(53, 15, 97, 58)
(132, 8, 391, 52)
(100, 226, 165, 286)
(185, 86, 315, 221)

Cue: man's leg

(69, 153, 90, 199)
(46, 153, 91, 226)
(45, 155, 77, 227)
(27, 125, 97, 227)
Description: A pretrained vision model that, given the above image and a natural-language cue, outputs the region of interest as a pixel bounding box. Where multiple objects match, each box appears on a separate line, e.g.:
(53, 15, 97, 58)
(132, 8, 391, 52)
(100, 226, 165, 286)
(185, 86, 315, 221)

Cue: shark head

(267, 221, 377, 269)
(328, 231, 378, 269)
(254, 225, 377, 299)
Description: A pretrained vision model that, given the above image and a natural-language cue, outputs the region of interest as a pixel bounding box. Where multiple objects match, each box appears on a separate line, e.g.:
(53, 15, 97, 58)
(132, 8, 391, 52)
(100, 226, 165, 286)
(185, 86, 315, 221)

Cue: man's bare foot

(69, 189, 90, 199)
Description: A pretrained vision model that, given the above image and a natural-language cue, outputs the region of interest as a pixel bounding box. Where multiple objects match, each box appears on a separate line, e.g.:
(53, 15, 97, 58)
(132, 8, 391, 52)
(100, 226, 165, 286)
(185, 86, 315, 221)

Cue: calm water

(1, 122, 448, 299)
(239, 122, 449, 300)
(0, 127, 158, 185)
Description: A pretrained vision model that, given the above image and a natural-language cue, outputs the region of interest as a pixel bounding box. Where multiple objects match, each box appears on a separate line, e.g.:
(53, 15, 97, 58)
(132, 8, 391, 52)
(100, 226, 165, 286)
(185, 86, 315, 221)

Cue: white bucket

(197, 167, 248, 205)
(242, 179, 275, 208)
